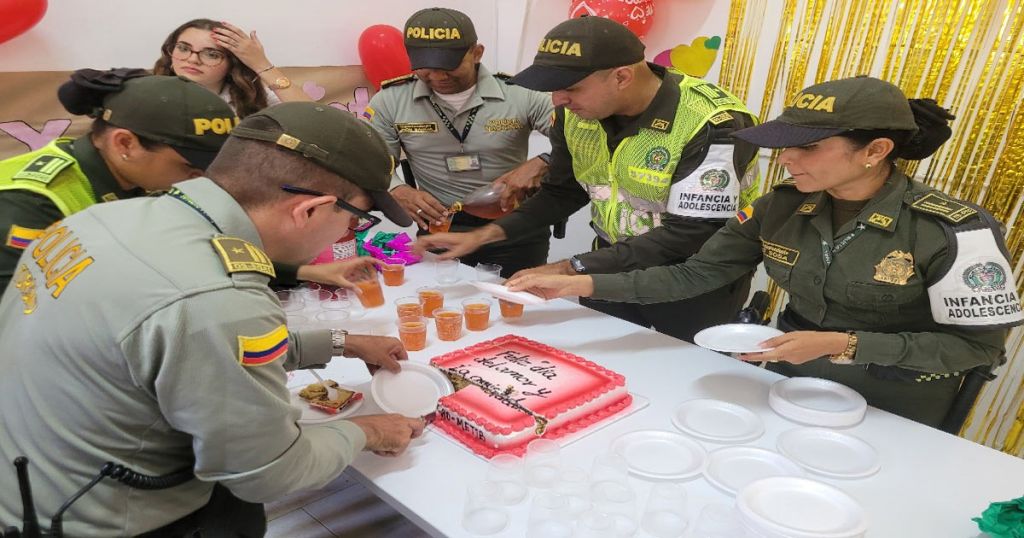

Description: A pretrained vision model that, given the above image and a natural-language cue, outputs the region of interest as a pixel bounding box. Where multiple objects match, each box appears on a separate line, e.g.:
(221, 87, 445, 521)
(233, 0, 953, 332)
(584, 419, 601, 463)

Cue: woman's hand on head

(212, 22, 271, 72)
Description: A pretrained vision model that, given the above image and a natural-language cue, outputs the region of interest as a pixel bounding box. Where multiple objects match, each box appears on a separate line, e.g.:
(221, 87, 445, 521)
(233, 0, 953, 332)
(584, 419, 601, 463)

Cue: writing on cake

(430, 335, 631, 458)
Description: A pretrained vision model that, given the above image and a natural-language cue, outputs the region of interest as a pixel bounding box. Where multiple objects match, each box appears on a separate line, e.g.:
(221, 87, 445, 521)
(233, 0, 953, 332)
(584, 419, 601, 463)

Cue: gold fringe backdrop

(719, 0, 1024, 454)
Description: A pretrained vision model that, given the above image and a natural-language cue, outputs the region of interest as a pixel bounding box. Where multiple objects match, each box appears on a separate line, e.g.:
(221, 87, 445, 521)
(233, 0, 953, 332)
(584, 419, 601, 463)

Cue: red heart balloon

(569, 0, 655, 40)
(0, 0, 47, 46)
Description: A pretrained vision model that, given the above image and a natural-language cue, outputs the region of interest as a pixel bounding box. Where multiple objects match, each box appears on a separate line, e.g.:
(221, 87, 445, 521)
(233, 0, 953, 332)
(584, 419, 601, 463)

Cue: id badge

(445, 153, 482, 173)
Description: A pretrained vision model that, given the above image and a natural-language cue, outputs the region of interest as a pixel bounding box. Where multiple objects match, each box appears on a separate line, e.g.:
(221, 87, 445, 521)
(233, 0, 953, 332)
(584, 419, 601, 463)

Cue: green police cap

(100, 75, 237, 170)
(404, 7, 478, 71)
(732, 76, 919, 148)
(510, 16, 646, 92)
(229, 102, 412, 227)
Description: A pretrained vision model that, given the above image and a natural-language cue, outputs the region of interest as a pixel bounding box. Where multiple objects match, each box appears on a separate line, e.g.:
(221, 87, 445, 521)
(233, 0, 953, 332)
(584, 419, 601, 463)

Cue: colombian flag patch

(362, 106, 375, 121)
(6, 225, 44, 250)
(238, 325, 289, 367)
(736, 204, 754, 223)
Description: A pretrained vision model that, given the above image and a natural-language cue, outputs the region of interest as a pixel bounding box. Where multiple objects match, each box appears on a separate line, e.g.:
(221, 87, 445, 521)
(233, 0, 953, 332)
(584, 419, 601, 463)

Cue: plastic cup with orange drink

(351, 269, 385, 308)
(417, 286, 444, 318)
(397, 315, 427, 351)
(498, 298, 524, 319)
(381, 261, 406, 286)
(434, 308, 464, 341)
(395, 296, 423, 318)
(428, 212, 454, 234)
(462, 298, 491, 331)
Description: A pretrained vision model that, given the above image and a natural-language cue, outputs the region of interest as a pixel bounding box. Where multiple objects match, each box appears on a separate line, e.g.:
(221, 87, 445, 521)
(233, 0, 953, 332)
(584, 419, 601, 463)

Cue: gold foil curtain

(719, 0, 1024, 452)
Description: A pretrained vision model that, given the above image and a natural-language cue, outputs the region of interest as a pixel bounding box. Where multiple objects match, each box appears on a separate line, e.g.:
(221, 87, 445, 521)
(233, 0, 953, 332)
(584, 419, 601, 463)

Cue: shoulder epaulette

(12, 154, 74, 184)
(906, 191, 978, 224)
(211, 236, 276, 278)
(772, 177, 798, 189)
(493, 72, 513, 81)
(380, 73, 416, 89)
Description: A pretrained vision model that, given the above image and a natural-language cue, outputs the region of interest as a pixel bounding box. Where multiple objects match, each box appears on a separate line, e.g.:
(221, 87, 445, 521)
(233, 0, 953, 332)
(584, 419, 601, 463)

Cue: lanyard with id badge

(430, 100, 482, 173)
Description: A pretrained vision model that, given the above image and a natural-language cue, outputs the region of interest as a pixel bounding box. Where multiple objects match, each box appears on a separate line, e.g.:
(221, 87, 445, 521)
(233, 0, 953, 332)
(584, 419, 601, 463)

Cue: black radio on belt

(4, 456, 193, 537)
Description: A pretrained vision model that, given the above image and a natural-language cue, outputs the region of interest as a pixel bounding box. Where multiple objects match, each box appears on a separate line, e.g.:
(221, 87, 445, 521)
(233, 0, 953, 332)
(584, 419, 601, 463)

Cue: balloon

(569, 0, 655, 40)
(0, 0, 47, 46)
(358, 25, 411, 90)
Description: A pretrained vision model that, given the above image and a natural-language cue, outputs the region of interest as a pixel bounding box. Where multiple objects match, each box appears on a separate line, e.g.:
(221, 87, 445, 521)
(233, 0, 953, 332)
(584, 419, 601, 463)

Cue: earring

(120, 154, 128, 161)
(864, 163, 872, 169)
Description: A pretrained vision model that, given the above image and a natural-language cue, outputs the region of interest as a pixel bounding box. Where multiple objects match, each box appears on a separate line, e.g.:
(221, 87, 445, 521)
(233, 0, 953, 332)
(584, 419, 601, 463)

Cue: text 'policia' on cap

(403, 7, 478, 71)
(228, 102, 412, 226)
(510, 16, 646, 92)
(732, 76, 918, 148)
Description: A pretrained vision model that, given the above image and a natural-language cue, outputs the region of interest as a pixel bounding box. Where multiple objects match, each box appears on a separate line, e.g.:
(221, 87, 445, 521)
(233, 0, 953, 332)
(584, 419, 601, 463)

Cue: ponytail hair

(840, 98, 955, 162)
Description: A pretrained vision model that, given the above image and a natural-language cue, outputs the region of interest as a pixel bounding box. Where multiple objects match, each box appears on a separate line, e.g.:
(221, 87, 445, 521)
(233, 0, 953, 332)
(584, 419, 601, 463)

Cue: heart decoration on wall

(653, 35, 721, 77)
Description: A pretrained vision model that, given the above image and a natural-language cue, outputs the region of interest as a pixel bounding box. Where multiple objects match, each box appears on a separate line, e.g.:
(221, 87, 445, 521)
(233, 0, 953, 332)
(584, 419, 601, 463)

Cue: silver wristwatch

(329, 329, 348, 354)
(569, 256, 586, 274)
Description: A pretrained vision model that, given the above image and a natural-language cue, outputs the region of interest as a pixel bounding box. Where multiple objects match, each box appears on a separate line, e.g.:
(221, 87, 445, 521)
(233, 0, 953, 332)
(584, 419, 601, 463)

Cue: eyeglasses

(280, 185, 381, 232)
(171, 42, 227, 66)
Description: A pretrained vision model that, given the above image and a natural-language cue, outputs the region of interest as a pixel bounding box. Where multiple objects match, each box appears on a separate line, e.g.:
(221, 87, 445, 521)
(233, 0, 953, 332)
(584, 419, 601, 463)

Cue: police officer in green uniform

(421, 16, 760, 342)
(0, 102, 423, 536)
(0, 69, 236, 291)
(509, 76, 1024, 427)
(368, 7, 554, 276)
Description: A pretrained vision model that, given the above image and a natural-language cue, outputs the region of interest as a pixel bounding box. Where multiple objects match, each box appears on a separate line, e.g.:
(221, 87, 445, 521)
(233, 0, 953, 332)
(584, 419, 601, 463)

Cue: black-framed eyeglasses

(171, 42, 227, 66)
(281, 184, 381, 232)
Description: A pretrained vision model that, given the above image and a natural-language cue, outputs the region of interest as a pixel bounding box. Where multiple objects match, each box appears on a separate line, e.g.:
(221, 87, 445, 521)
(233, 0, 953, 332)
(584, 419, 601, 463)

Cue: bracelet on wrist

(829, 331, 858, 365)
(251, 65, 275, 83)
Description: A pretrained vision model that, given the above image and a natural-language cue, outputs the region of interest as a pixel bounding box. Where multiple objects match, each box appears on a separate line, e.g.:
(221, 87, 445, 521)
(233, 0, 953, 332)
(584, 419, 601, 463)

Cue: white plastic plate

(768, 377, 867, 427)
(609, 430, 706, 480)
(671, 399, 765, 443)
(370, 362, 453, 416)
(693, 323, 784, 353)
(776, 427, 881, 479)
(290, 386, 364, 425)
(469, 280, 547, 305)
(737, 476, 868, 538)
(702, 446, 804, 496)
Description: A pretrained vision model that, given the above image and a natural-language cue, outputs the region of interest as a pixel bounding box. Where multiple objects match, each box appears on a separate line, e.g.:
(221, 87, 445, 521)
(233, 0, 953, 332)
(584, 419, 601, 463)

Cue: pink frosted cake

(430, 335, 631, 458)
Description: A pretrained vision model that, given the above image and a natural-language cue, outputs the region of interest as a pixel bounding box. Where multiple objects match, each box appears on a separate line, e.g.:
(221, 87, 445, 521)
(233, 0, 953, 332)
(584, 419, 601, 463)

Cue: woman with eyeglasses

(154, 19, 308, 117)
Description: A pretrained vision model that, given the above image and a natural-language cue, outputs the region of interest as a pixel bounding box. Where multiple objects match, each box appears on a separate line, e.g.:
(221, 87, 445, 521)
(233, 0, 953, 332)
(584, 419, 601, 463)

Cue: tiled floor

(265, 469, 430, 538)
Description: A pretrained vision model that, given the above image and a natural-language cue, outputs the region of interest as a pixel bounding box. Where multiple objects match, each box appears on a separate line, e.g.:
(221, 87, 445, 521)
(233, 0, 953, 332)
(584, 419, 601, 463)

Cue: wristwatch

(329, 328, 348, 355)
(536, 152, 552, 165)
(829, 331, 858, 364)
(568, 256, 586, 274)
(271, 76, 292, 90)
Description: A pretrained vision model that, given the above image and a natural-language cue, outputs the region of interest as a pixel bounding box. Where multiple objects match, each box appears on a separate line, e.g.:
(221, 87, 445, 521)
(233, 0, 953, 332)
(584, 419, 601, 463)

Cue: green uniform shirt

(367, 65, 553, 207)
(496, 65, 758, 273)
(0, 137, 142, 291)
(0, 178, 364, 536)
(591, 171, 1017, 373)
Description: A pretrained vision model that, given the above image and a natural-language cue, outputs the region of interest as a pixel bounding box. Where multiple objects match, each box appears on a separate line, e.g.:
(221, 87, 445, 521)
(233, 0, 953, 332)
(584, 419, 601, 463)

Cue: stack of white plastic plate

(737, 476, 868, 538)
(702, 446, 804, 495)
(671, 399, 765, 443)
(768, 377, 867, 427)
(776, 428, 881, 479)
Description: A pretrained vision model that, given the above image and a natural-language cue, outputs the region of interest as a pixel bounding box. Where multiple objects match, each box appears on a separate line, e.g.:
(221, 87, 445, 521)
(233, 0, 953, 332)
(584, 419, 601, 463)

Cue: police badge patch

(699, 169, 731, 191)
(874, 250, 915, 285)
(962, 262, 1007, 292)
(645, 147, 671, 171)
